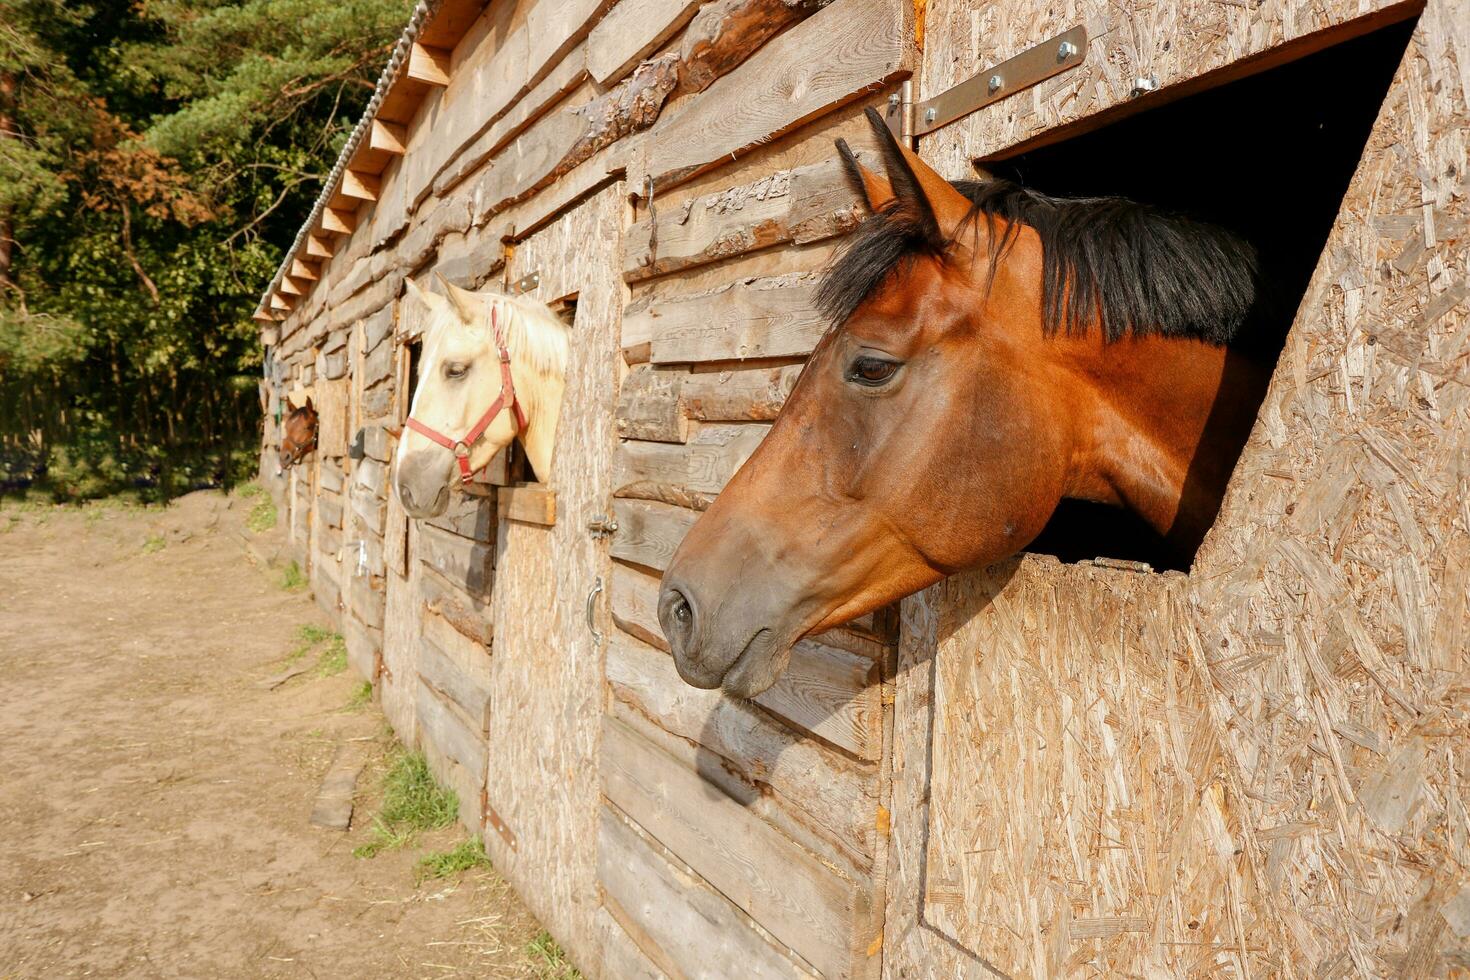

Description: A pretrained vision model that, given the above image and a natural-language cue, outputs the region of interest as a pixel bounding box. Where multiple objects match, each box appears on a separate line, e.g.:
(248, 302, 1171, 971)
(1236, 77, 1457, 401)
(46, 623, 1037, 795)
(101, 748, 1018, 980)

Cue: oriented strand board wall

(886, 1, 1470, 975)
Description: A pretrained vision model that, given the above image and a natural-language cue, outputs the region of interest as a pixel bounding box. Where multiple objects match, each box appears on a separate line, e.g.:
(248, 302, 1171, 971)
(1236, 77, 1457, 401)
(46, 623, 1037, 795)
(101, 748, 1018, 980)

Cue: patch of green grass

(246, 495, 277, 533)
(141, 533, 166, 554)
(353, 750, 459, 859)
(315, 633, 347, 677)
(279, 560, 306, 591)
(346, 680, 374, 710)
(416, 836, 491, 882)
(238, 481, 265, 498)
(525, 930, 582, 979)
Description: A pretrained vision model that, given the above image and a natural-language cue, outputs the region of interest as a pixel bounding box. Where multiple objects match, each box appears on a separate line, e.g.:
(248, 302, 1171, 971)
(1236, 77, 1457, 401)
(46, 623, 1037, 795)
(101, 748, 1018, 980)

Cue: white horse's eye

(443, 362, 470, 379)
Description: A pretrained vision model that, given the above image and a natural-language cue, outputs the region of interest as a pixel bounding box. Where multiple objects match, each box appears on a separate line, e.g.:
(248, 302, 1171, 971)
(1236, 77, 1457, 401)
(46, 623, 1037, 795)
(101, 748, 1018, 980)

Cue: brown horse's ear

(836, 138, 895, 213)
(862, 107, 974, 249)
(304, 396, 314, 414)
(285, 395, 296, 412)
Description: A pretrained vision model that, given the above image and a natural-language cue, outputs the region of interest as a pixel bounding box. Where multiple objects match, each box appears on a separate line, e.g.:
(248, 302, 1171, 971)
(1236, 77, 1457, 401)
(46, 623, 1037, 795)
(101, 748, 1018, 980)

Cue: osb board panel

(316, 377, 350, 458)
(886, 7, 1470, 976)
(919, 0, 1421, 179)
(481, 185, 623, 971)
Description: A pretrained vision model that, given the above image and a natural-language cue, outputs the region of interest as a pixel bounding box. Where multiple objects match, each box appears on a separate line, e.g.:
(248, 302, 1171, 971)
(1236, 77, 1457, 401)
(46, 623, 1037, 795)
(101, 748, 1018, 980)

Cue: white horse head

(394, 275, 569, 518)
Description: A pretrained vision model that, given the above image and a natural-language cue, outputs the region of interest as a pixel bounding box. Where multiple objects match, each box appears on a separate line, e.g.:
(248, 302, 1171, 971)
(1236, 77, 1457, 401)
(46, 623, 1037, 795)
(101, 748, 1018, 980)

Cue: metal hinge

(913, 26, 1087, 137)
(511, 270, 540, 294)
(884, 79, 916, 141)
(586, 514, 619, 538)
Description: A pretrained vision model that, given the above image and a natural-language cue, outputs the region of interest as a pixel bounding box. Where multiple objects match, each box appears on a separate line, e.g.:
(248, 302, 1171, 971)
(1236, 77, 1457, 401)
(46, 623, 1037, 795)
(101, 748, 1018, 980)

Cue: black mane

(816, 178, 1260, 345)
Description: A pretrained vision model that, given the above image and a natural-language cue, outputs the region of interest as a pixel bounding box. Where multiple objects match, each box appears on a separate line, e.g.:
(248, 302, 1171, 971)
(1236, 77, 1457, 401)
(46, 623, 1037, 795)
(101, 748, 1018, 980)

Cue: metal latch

(512, 271, 540, 294)
(913, 26, 1087, 137)
(586, 514, 619, 538)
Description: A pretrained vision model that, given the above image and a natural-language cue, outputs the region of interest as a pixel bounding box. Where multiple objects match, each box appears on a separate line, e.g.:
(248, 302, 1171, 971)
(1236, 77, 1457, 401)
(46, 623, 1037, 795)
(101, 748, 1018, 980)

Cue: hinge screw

(987, 74, 1004, 94)
(923, 107, 937, 123)
(1057, 40, 1078, 62)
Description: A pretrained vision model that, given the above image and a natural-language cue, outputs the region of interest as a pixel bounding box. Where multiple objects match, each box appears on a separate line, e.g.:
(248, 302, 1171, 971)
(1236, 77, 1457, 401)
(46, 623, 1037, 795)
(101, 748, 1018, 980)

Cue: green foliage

(415, 836, 492, 882)
(141, 533, 166, 553)
(525, 931, 583, 979)
(314, 632, 347, 676)
(0, 0, 410, 500)
(353, 750, 459, 858)
(245, 494, 276, 532)
(279, 559, 306, 591)
(346, 680, 373, 709)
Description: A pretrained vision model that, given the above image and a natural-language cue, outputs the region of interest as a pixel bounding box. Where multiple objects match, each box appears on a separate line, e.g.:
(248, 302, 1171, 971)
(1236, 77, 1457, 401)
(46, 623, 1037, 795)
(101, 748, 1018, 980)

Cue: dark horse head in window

(279, 395, 318, 472)
(658, 109, 1270, 698)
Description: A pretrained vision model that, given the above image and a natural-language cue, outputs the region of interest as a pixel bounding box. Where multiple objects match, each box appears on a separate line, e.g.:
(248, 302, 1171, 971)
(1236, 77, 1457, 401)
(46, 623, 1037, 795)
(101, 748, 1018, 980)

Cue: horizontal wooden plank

(610, 497, 696, 571)
(587, 0, 701, 86)
(417, 522, 494, 596)
(641, 272, 826, 363)
(601, 715, 864, 979)
(607, 628, 877, 865)
(419, 625, 491, 735)
(616, 364, 687, 443)
(610, 561, 880, 758)
(424, 490, 497, 543)
(646, 0, 908, 188)
(416, 677, 486, 779)
(498, 484, 555, 525)
(615, 423, 766, 498)
(349, 482, 386, 536)
(598, 804, 809, 979)
(625, 155, 862, 281)
(341, 612, 381, 682)
(682, 364, 804, 421)
(347, 570, 386, 630)
(419, 563, 494, 646)
(595, 905, 666, 980)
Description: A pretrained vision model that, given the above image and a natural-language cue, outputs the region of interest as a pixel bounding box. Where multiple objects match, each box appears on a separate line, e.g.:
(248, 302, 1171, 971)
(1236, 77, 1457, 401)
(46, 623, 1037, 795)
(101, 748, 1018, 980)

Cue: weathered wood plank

(417, 522, 494, 596)
(419, 623, 491, 735)
(601, 716, 864, 979)
(648, 0, 908, 188)
(615, 423, 766, 499)
(610, 561, 880, 758)
(308, 744, 366, 831)
(683, 363, 804, 421)
(587, 0, 701, 86)
(415, 681, 484, 831)
(674, 0, 824, 97)
(424, 490, 497, 543)
(595, 905, 666, 980)
(419, 563, 494, 647)
(607, 628, 876, 865)
(610, 497, 695, 571)
(625, 156, 862, 281)
(644, 272, 826, 363)
(598, 804, 810, 979)
(616, 364, 687, 443)
(499, 484, 555, 526)
(342, 611, 381, 682)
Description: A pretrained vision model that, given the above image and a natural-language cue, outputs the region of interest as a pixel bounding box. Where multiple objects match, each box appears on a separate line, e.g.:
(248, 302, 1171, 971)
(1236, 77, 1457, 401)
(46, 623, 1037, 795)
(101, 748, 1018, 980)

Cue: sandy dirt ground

(0, 490, 566, 979)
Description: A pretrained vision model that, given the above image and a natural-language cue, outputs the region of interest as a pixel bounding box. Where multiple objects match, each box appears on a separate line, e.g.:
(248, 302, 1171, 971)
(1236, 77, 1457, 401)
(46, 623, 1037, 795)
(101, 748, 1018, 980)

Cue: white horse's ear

(435, 272, 478, 325)
(404, 276, 430, 307)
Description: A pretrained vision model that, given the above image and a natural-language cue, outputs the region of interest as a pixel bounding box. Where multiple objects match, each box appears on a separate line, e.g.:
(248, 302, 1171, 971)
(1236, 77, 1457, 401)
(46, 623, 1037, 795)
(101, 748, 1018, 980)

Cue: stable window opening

(983, 13, 1419, 572)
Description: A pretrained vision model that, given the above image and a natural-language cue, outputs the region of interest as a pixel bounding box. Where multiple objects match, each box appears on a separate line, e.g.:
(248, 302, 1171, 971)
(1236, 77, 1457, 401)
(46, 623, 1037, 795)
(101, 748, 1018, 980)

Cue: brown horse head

(658, 109, 1269, 697)
(279, 396, 318, 471)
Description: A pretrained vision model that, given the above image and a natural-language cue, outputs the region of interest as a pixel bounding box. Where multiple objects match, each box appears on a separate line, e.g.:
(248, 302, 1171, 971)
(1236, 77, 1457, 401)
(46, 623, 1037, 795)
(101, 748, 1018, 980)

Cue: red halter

(405, 305, 529, 485)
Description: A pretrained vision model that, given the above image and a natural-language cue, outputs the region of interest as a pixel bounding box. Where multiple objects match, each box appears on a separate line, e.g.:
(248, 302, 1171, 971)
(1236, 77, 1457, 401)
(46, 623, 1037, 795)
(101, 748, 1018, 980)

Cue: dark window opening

(986, 14, 1418, 572)
(404, 339, 423, 416)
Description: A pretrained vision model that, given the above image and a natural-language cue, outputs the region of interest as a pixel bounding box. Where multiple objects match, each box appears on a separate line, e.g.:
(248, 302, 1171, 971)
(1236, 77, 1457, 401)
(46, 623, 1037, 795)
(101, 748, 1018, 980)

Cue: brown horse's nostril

(658, 584, 697, 660)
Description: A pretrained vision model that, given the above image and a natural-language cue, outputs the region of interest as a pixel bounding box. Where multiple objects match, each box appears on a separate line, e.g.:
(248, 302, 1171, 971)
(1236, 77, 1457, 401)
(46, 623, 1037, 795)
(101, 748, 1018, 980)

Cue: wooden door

(480, 183, 625, 963)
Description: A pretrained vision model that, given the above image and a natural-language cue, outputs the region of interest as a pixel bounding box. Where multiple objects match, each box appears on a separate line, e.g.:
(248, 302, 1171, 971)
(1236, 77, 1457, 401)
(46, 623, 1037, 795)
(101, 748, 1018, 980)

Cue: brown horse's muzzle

(658, 519, 808, 699)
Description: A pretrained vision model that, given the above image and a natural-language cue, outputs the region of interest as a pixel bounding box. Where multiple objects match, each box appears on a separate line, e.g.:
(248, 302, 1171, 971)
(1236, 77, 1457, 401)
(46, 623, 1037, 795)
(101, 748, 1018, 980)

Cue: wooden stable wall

(258, 1, 914, 977)
(254, 0, 1467, 975)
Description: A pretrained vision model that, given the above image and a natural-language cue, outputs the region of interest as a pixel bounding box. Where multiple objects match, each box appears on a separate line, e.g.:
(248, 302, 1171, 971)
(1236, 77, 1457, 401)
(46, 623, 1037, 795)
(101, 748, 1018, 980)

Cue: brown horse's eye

(444, 362, 469, 380)
(847, 355, 900, 387)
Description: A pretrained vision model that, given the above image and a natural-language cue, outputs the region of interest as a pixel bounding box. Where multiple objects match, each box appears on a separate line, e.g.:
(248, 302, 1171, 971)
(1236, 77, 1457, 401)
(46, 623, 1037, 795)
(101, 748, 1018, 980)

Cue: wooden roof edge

(254, 0, 483, 318)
